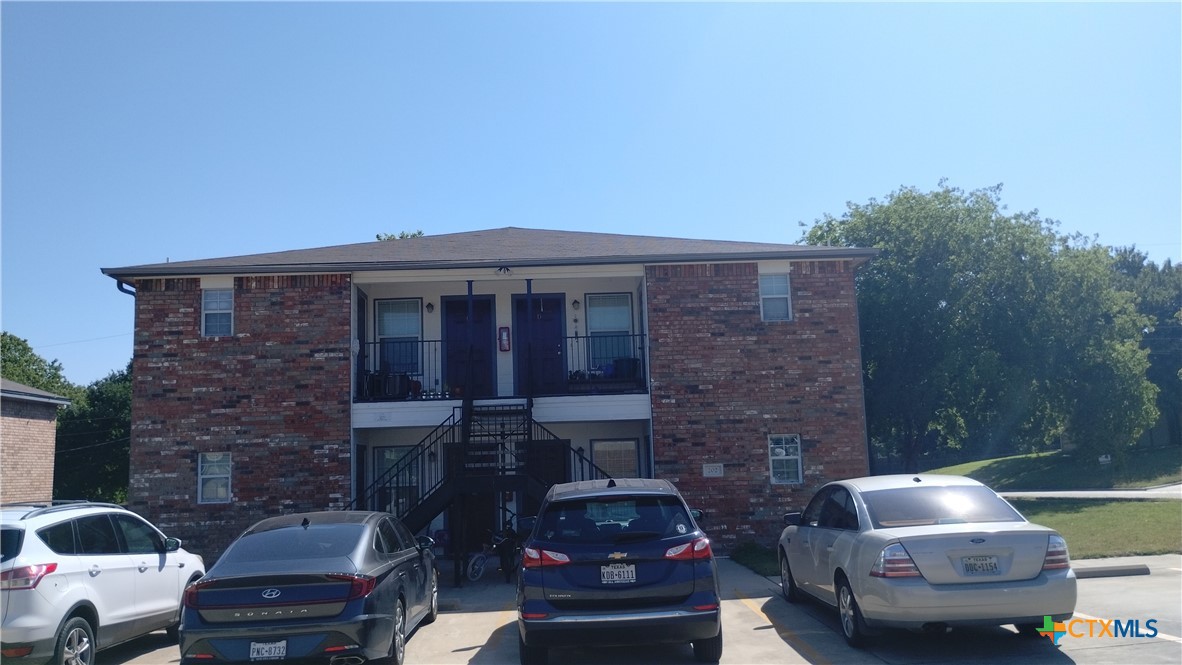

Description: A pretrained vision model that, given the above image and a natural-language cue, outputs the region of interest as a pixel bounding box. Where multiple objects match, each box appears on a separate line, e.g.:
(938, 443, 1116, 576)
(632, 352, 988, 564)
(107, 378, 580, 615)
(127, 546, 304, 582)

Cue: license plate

(601, 563, 636, 584)
(962, 555, 1000, 575)
(249, 640, 287, 661)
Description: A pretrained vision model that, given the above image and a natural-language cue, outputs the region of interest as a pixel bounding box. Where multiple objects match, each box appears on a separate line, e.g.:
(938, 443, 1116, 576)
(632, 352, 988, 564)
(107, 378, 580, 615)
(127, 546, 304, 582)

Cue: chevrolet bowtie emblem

(608, 552, 628, 560)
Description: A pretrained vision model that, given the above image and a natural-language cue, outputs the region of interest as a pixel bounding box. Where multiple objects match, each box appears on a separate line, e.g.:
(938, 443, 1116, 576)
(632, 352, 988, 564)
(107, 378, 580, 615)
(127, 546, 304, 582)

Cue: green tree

(54, 361, 132, 502)
(1111, 248, 1181, 447)
(803, 183, 1157, 470)
(0, 331, 82, 401)
(376, 230, 424, 241)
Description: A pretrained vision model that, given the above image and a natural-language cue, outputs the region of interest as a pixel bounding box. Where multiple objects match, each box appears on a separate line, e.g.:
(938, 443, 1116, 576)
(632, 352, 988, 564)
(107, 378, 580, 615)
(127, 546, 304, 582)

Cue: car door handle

(89, 565, 102, 577)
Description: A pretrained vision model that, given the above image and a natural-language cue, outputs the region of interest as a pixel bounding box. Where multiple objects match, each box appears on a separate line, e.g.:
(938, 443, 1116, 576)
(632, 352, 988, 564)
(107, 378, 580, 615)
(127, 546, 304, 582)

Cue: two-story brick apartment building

(103, 227, 875, 561)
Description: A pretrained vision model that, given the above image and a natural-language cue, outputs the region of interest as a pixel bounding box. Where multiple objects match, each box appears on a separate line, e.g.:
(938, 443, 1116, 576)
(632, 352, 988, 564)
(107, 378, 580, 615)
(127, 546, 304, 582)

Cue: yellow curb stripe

(1072, 611, 1182, 644)
(735, 592, 832, 665)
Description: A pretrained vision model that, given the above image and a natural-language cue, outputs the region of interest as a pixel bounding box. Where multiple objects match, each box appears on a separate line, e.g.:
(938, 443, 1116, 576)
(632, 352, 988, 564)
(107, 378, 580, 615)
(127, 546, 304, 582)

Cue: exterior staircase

(349, 401, 610, 534)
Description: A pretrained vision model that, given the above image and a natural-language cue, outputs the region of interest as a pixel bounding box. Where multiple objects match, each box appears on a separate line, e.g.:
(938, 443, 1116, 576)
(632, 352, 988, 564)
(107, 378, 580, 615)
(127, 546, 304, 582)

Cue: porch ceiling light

(496, 266, 512, 275)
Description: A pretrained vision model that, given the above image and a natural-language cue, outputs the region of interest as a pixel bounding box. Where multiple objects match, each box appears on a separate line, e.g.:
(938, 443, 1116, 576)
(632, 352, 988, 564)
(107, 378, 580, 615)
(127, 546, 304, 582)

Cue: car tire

(779, 553, 801, 603)
(692, 630, 723, 663)
(518, 632, 548, 665)
(836, 577, 870, 648)
(53, 616, 95, 665)
(391, 599, 407, 665)
(423, 570, 439, 625)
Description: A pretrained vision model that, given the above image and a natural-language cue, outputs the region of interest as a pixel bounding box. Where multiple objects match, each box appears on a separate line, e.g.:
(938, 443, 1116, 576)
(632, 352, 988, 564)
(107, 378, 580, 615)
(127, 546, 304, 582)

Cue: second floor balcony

(355, 333, 648, 402)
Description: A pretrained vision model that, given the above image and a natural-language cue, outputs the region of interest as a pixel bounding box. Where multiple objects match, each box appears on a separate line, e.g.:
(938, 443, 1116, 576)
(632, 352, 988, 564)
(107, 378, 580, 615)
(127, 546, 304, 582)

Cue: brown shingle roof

(102, 227, 875, 280)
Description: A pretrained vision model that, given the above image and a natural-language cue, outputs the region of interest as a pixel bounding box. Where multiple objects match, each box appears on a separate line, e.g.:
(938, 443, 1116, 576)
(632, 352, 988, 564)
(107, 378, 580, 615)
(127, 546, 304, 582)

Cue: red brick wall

(646, 261, 870, 551)
(0, 399, 59, 502)
(127, 274, 352, 560)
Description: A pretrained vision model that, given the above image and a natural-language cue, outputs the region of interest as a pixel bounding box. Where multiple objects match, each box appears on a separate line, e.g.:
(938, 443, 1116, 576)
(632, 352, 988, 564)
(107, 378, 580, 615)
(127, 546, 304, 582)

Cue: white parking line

(1072, 611, 1182, 644)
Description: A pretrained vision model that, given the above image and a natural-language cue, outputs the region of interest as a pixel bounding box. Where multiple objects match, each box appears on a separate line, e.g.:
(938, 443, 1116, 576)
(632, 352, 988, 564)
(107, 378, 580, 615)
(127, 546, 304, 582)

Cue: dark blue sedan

(179, 511, 437, 665)
(517, 478, 722, 665)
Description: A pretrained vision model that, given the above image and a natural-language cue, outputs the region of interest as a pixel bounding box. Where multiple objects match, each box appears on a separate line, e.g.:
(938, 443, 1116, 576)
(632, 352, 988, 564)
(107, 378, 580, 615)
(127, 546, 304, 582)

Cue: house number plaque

(702, 463, 724, 478)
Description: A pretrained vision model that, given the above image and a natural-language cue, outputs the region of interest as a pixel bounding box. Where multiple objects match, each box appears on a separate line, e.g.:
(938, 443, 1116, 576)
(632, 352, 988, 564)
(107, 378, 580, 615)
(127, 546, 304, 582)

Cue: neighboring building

(102, 227, 876, 561)
(1, 378, 71, 502)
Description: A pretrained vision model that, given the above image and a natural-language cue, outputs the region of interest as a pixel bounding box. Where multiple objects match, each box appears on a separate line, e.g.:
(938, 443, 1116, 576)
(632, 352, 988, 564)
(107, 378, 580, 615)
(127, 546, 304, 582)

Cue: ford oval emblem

(970, 538, 986, 544)
(261, 588, 282, 599)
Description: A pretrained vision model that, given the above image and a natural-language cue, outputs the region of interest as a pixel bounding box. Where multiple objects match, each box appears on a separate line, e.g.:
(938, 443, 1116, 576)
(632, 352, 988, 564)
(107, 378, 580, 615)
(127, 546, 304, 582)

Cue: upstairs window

(198, 452, 232, 504)
(769, 434, 803, 485)
(202, 289, 233, 336)
(586, 294, 634, 370)
(759, 274, 792, 322)
(376, 299, 422, 374)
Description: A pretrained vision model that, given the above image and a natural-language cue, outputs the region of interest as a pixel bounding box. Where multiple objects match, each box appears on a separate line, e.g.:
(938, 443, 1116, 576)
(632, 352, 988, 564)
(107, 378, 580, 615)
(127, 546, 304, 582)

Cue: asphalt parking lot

(103, 554, 1181, 665)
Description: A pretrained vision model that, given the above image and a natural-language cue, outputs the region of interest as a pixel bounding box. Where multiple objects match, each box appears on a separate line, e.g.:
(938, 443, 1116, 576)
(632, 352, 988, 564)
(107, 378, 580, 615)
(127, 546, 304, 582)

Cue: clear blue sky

(2, 2, 1179, 387)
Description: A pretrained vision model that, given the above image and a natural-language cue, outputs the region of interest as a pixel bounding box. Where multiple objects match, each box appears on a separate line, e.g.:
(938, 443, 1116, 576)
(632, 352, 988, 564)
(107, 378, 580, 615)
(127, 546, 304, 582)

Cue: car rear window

(536, 496, 694, 545)
(861, 485, 1024, 528)
(221, 524, 363, 562)
(1, 527, 24, 562)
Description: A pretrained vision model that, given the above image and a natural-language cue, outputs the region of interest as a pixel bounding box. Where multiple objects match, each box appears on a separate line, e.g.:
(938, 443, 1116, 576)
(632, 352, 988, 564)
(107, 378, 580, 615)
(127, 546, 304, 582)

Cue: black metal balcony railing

(355, 334, 647, 402)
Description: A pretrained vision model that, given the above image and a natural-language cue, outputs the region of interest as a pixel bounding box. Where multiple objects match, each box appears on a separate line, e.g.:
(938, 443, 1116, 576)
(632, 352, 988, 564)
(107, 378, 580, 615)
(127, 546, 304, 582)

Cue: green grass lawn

(925, 446, 1182, 491)
(1008, 498, 1181, 559)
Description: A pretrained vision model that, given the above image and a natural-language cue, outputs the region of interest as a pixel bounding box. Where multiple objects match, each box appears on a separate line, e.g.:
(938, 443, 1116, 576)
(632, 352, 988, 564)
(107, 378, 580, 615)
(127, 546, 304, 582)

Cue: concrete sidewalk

(1001, 482, 1182, 501)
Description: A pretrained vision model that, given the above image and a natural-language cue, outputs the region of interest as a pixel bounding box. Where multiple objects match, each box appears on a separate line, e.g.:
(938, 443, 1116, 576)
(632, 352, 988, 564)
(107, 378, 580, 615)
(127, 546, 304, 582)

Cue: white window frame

(585, 293, 634, 370)
(375, 299, 423, 374)
(769, 434, 803, 485)
(198, 452, 232, 504)
(759, 274, 793, 322)
(202, 289, 234, 337)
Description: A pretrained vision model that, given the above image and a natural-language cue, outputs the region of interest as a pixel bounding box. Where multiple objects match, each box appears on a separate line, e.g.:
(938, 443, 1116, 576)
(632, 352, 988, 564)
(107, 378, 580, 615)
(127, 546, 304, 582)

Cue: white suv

(1, 501, 205, 665)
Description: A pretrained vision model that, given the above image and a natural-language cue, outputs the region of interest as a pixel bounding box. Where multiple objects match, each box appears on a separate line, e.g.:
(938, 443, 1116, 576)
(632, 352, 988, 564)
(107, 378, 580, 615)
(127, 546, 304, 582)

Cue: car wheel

(692, 630, 723, 663)
(424, 570, 439, 625)
(54, 617, 95, 665)
(779, 553, 801, 603)
(518, 632, 547, 665)
(836, 577, 870, 648)
(391, 600, 407, 665)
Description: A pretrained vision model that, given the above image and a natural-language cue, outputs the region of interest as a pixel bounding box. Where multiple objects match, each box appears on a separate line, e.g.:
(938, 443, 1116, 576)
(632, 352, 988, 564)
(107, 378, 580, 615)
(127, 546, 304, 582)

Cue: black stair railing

(349, 407, 462, 513)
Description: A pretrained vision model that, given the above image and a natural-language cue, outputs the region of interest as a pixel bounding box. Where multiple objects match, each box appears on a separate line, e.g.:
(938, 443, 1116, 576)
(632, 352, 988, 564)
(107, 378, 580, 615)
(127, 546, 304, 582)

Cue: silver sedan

(777, 474, 1076, 647)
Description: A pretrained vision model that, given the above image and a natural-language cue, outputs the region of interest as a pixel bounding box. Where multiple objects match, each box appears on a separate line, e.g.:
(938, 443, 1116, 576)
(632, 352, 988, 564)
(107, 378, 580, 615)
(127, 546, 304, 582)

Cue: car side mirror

(689, 508, 704, 521)
(783, 512, 802, 526)
(165, 537, 182, 553)
(416, 535, 435, 551)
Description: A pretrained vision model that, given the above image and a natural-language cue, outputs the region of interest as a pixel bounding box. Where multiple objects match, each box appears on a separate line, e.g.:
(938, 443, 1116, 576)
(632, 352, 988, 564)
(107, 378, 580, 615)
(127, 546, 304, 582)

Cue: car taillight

(183, 579, 212, 608)
(665, 537, 712, 560)
(0, 563, 58, 590)
(522, 547, 570, 568)
(328, 574, 377, 600)
(869, 543, 922, 578)
(1043, 535, 1070, 571)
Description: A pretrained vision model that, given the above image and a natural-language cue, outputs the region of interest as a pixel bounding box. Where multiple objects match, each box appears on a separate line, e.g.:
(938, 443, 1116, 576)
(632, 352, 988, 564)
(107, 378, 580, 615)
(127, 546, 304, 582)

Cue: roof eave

(101, 248, 879, 280)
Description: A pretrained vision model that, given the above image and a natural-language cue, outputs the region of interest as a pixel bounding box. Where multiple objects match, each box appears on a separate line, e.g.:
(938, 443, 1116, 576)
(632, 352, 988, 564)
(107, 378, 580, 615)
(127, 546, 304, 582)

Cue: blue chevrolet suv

(516, 478, 722, 665)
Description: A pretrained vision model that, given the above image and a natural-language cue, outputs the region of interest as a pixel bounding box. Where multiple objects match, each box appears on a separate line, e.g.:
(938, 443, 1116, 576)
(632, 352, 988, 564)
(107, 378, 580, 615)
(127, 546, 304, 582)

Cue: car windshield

(221, 523, 363, 562)
(860, 485, 1024, 528)
(1, 527, 23, 562)
(536, 496, 693, 544)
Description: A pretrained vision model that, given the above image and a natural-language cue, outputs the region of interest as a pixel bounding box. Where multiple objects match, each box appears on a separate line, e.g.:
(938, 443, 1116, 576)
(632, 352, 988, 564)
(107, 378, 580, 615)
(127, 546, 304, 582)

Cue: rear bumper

(179, 614, 394, 664)
(858, 569, 1077, 629)
(519, 607, 721, 648)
